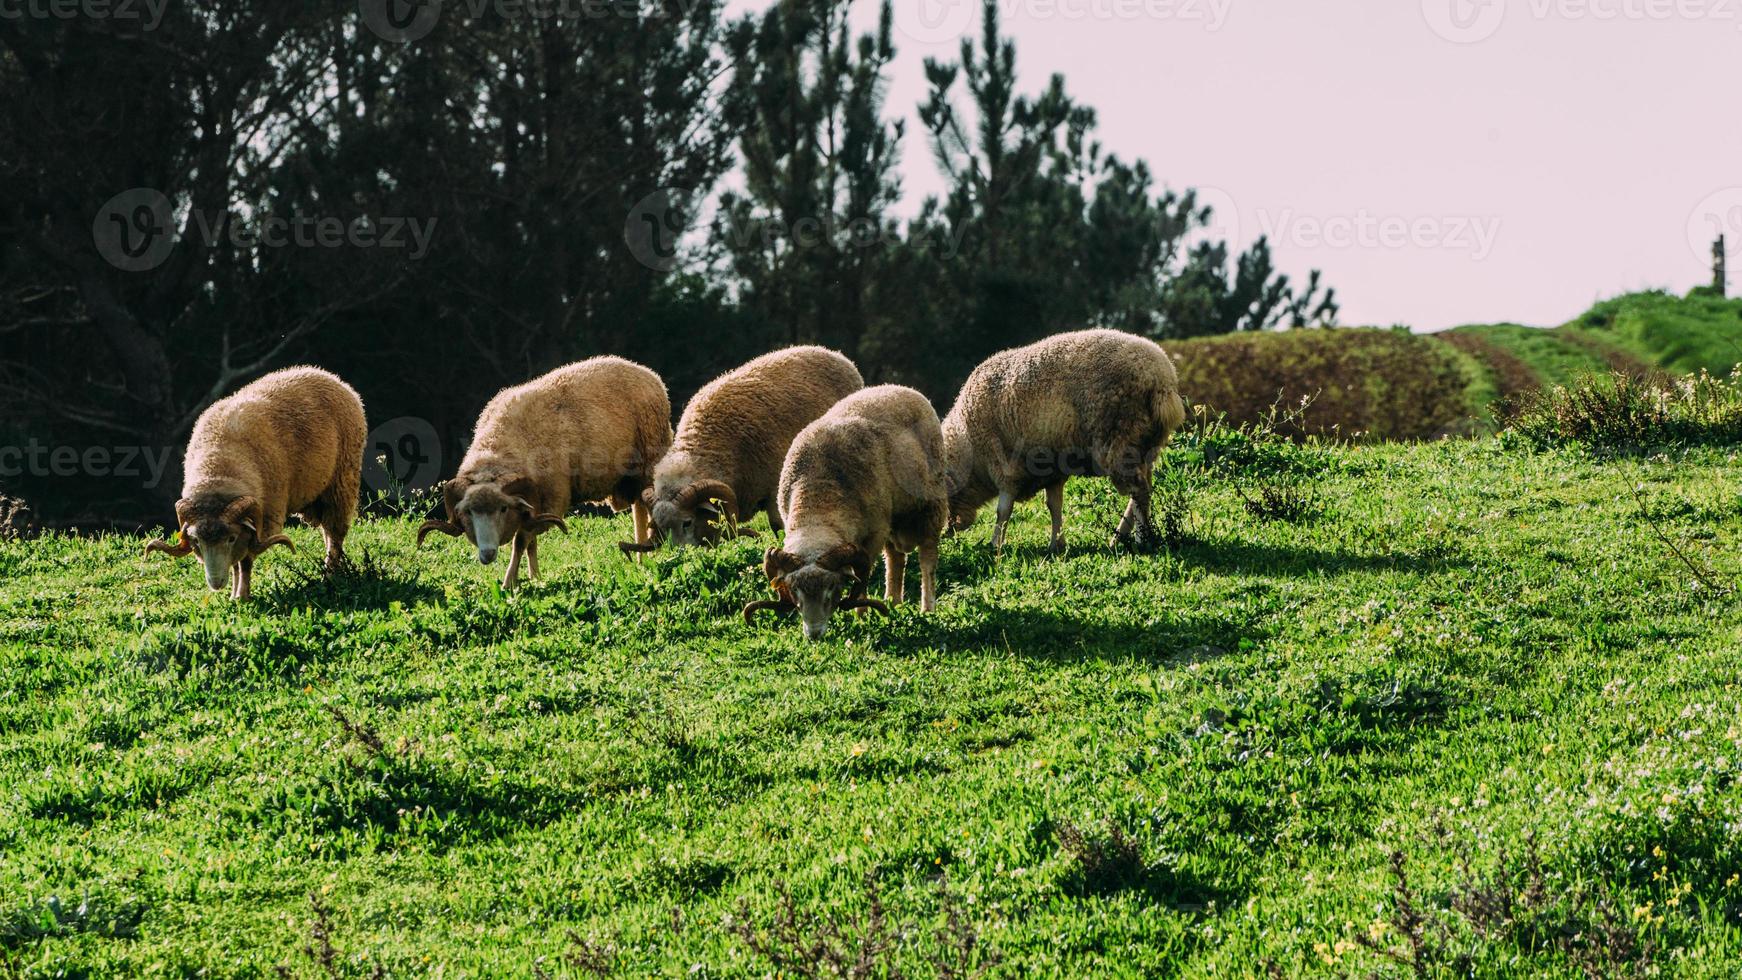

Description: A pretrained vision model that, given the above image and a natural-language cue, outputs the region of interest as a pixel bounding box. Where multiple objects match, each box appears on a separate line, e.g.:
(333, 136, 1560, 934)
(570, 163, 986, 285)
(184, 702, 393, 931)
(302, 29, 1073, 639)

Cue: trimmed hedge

(1167, 328, 1476, 440)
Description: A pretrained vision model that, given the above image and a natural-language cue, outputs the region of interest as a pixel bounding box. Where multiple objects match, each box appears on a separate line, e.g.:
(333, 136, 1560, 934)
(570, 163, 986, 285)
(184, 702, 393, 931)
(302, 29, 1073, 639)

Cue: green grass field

(5, 429, 1742, 977)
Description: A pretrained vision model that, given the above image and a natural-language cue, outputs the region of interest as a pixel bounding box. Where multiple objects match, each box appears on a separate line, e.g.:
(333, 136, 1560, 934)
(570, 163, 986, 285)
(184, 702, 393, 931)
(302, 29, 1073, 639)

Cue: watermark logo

(1688, 188, 1742, 268)
(93, 188, 439, 272)
(1426, 0, 1742, 41)
(359, 0, 441, 43)
(1256, 209, 1502, 260)
(0, 0, 169, 30)
(363, 417, 443, 495)
(1422, 0, 1506, 42)
(624, 188, 690, 273)
(0, 441, 174, 489)
(93, 188, 176, 273)
(1192, 186, 1243, 251)
(896, 0, 977, 44)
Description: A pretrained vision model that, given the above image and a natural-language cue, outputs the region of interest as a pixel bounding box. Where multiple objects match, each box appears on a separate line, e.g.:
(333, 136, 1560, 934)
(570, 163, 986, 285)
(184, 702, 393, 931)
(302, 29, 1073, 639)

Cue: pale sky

(733, 0, 1742, 330)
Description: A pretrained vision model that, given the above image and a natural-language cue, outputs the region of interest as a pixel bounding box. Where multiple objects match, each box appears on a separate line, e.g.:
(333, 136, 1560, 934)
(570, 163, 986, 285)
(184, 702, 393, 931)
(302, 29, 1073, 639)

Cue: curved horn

(524, 513, 569, 535)
(677, 480, 739, 521)
(816, 544, 872, 587)
(763, 547, 803, 582)
(619, 541, 659, 557)
(815, 543, 862, 572)
(416, 519, 464, 547)
(742, 599, 796, 625)
(258, 534, 296, 554)
(144, 533, 193, 559)
(840, 597, 893, 618)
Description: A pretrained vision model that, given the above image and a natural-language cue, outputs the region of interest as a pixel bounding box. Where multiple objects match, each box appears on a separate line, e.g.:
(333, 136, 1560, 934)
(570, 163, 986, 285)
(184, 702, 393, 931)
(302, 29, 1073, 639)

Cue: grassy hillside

(1442, 291, 1742, 418)
(5, 431, 1742, 976)
(1570, 291, 1742, 376)
(1168, 292, 1742, 437)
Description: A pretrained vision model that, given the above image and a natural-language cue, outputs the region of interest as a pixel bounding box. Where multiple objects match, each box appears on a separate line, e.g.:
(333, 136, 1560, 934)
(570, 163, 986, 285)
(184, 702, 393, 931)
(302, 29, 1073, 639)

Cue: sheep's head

(653, 480, 739, 549)
(417, 477, 567, 565)
(940, 422, 990, 532)
(743, 544, 888, 641)
(144, 495, 293, 593)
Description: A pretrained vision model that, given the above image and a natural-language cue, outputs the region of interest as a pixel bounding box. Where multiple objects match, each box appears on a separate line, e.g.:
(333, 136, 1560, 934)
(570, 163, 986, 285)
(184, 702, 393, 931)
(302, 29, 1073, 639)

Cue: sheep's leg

(234, 557, 253, 600)
(883, 546, 906, 604)
(526, 534, 540, 580)
(918, 538, 939, 612)
(1046, 481, 1067, 556)
(631, 497, 652, 549)
(320, 522, 348, 576)
(991, 491, 1015, 555)
(501, 536, 526, 590)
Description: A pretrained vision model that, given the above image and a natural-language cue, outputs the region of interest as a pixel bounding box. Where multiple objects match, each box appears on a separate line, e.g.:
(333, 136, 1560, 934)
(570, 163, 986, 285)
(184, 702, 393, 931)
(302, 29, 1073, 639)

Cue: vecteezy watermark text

(93, 188, 438, 273)
(1256, 209, 1502, 260)
(1423, 0, 1742, 43)
(0, 441, 174, 489)
(0, 0, 168, 29)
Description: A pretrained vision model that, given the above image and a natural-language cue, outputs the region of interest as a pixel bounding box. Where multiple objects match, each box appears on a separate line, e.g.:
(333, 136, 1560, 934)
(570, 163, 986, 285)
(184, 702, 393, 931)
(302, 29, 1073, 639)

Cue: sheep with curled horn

(942, 328, 1187, 554)
(618, 346, 862, 557)
(143, 366, 365, 600)
(417, 357, 671, 589)
(743, 385, 948, 642)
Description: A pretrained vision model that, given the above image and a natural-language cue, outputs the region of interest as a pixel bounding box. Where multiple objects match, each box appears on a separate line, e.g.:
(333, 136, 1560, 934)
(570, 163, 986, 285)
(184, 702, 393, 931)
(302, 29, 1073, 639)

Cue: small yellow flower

(1368, 918, 1389, 942)
(850, 742, 867, 758)
(1541, 743, 1555, 756)
(1725, 874, 1739, 888)
(1653, 846, 1666, 859)
(1632, 902, 1654, 921)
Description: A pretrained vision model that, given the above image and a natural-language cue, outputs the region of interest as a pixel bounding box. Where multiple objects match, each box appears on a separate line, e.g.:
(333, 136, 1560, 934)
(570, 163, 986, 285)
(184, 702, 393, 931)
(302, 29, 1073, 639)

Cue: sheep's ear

(640, 486, 655, 508)
(502, 476, 537, 501)
(698, 500, 721, 516)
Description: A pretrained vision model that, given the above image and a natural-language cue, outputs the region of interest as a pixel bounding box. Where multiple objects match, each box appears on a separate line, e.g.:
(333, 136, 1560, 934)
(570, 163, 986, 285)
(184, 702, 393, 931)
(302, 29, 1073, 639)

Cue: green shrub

(1509, 370, 1742, 450)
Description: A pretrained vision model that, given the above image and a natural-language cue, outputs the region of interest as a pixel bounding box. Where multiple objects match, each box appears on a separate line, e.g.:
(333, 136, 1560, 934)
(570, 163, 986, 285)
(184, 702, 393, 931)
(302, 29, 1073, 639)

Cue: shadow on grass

(933, 533, 1467, 596)
(1176, 538, 1468, 579)
(255, 549, 441, 613)
(875, 602, 1261, 667)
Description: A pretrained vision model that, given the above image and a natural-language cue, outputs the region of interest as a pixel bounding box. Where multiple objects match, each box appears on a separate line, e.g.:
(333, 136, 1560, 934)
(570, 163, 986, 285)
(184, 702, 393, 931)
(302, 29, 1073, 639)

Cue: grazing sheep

(143, 366, 365, 599)
(744, 385, 948, 641)
(621, 346, 863, 554)
(942, 328, 1187, 553)
(417, 357, 671, 589)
